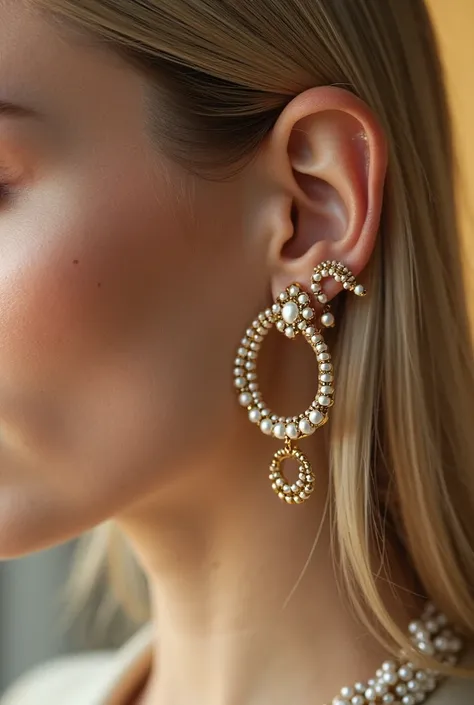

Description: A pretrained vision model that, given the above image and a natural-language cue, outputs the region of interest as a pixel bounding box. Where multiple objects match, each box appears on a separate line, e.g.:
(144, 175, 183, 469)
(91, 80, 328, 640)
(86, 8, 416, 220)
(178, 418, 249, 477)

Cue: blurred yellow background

(429, 0, 474, 310)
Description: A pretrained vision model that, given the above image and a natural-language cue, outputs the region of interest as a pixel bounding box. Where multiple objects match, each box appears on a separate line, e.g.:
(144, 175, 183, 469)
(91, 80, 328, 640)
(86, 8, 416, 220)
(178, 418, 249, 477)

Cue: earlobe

(267, 86, 387, 301)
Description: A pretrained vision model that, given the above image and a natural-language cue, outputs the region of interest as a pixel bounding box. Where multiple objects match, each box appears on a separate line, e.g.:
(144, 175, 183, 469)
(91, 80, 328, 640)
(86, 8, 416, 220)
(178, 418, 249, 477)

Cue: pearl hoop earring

(233, 260, 366, 505)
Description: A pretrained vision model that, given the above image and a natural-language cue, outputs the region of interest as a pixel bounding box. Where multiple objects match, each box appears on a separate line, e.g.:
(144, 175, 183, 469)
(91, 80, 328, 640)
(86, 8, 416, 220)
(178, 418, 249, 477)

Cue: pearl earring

(233, 260, 366, 505)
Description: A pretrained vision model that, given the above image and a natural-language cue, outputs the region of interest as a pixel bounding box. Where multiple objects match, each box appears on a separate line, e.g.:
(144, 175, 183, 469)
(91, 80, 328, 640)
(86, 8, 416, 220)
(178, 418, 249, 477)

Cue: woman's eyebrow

(0, 100, 44, 121)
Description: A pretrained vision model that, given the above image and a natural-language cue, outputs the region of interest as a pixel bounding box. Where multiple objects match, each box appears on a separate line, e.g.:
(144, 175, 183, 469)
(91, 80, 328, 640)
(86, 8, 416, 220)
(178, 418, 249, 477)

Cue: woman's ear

(263, 86, 387, 301)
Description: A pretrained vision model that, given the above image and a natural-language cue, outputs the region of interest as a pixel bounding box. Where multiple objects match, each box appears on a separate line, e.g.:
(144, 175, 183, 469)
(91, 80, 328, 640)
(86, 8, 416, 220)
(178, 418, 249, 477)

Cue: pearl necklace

(327, 602, 463, 705)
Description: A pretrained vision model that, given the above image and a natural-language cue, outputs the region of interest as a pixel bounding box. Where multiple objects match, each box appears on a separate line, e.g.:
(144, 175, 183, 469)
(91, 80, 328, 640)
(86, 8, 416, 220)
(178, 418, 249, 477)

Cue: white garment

(2, 625, 474, 705)
(0, 626, 153, 705)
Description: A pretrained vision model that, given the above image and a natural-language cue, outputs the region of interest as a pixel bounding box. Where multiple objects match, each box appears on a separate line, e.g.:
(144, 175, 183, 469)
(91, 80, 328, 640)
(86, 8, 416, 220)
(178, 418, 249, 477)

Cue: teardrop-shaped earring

(234, 260, 366, 505)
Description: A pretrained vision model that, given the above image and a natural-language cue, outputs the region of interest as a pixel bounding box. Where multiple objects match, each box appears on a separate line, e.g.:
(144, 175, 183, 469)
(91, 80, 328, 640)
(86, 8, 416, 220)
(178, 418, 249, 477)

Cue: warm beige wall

(429, 0, 474, 309)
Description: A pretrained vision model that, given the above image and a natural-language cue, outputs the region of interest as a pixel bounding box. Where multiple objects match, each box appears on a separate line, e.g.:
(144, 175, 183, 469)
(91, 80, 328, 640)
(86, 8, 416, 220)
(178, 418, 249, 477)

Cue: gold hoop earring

(234, 260, 366, 505)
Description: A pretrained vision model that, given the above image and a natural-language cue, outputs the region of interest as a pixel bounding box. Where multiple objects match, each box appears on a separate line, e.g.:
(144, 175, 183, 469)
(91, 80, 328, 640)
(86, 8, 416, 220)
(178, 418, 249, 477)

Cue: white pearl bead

(302, 307, 314, 320)
(401, 696, 415, 705)
(313, 272, 322, 281)
(415, 627, 430, 641)
(417, 641, 435, 655)
(318, 352, 330, 361)
(238, 393, 252, 406)
(317, 293, 328, 304)
(289, 284, 300, 297)
(319, 396, 331, 406)
(260, 419, 273, 435)
(354, 284, 365, 296)
(299, 419, 315, 435)
(285, 326, 295, 338)
(320, 373, 333, 383)
(273, 423, 286, 439)
(382, 672, 398, 686)
(382, 695, 395, 704)
(320, 362, 332, 371)
(321, 312, 335, 327)
(305, 326, 315, 337)
(282, 301, 299, 324)
(398, 666, 413, 681)
(234, 377, 247, 389)
(286, 423, 298, 439)
(332, 698, 349, 705)
(279, 291, 288, 301)
(395, 683, 408, 696)
(322, 268, 329, 276)
(321, 385, 334, 395)
(434, 636, 448, 651)
(248, 409, 261, 423)
(309, 410, 323, 426)
(298, 293, 309, 304)
(340, 687, 354, 698)
(382, 661, 397, 672)
(311, 283, 320, 293)
(351, 697, 365, 705)
(407, 680, 419, 692)
(354, 682, 367, 693)
(436, 613, 448, 627)
(365, 686, 376, 701)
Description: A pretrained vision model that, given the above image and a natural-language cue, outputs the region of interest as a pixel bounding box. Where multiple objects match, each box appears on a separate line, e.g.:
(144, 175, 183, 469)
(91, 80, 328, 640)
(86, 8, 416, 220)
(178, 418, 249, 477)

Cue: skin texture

(0, 4, 432, 705)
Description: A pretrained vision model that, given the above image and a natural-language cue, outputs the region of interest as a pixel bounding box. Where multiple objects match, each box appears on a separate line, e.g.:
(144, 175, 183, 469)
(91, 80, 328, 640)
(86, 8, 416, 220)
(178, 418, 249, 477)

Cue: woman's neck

(118, 419, 422, 705)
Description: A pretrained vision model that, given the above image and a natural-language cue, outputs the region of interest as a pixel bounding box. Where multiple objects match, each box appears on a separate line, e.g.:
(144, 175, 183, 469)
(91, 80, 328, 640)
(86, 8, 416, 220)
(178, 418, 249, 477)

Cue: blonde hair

(39, 0, 474, 666)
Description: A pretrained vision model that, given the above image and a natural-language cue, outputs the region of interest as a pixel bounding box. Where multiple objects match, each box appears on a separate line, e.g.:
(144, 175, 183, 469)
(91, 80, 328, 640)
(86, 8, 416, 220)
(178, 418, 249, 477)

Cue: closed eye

(0, 183, 14, 202)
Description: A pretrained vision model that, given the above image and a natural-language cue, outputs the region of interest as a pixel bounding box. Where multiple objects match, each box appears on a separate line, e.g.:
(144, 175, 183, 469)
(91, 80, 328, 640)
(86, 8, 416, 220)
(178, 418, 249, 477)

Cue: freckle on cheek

(73, 260, 79, 265)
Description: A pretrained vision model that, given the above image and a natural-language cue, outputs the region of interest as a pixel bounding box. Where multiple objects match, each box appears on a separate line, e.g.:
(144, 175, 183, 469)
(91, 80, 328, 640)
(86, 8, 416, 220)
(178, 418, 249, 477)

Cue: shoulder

(0, 652, 115, 705)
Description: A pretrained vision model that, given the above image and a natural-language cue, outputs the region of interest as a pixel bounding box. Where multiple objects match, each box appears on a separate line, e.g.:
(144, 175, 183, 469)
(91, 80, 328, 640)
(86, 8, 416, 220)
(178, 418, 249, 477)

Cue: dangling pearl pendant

(321, 311, 335, 328)
(312, 260, 367, 330)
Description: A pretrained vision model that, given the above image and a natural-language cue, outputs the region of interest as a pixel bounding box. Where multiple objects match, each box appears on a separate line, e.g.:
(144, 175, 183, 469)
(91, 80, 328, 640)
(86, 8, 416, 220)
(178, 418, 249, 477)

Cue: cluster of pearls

(233, 282, 334, 444)
(312, 260, 366, 329)
(269, 444, 315, 504)
(328, 603, 463, 705)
